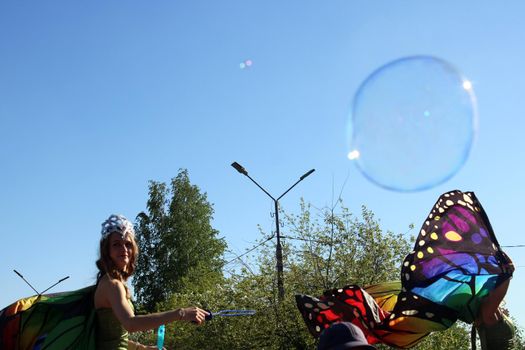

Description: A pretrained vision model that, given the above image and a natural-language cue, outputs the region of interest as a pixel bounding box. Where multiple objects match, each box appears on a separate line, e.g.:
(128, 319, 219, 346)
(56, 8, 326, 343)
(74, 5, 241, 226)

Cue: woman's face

(109, 232, 134, 271)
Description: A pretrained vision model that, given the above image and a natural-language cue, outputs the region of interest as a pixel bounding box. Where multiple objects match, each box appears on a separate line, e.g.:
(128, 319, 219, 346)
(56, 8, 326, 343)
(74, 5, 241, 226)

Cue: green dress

(96, 306, 130, 350)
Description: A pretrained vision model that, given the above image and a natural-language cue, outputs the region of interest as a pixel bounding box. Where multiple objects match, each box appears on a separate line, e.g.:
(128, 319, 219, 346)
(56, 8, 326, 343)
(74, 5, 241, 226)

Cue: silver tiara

(101, 214, 135, 239)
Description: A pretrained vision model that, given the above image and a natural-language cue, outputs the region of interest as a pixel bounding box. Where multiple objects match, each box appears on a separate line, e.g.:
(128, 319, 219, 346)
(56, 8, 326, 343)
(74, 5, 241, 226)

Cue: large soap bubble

(348, 56, 478, 192)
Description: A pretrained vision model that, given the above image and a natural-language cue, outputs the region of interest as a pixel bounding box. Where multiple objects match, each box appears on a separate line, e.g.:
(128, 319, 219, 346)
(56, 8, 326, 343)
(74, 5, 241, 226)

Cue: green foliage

(149, 199, 420, 349)
(512, 318, 525, 349)
(132, 169, 227, 312)
(139, 243, 316, 350)
(282, 199, 412, 295)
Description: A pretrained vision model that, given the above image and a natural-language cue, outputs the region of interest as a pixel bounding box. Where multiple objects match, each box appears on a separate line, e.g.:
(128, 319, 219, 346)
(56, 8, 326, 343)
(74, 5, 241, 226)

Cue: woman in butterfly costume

(93, 214, 208, 349)
(296, 190, 515, 349)
(0, 214, 209, 350)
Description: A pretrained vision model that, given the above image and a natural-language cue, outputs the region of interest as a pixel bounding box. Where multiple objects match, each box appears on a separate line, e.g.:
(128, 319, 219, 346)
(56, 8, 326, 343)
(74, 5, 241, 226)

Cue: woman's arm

(477, 278, 510, 326)
(105, 279, 208, 332)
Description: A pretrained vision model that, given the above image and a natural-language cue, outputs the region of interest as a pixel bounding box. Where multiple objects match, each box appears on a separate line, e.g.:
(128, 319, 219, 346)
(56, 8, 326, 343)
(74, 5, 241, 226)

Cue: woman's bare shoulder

(95, 275, 127, 308)
(98, 275, 126, 291)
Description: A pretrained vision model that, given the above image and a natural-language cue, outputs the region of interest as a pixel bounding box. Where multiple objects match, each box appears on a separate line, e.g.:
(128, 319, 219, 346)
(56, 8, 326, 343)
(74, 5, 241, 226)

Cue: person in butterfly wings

(295, 190, 516, 349)
(95, 214, 209, 349)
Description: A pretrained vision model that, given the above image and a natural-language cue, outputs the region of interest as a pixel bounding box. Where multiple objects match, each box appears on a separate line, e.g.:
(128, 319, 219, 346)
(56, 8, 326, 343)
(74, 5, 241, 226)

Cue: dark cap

(317, 322, 377, 350)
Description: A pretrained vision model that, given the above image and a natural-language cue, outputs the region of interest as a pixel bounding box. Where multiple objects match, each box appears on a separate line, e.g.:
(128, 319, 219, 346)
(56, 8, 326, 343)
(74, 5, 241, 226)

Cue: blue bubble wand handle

(157, 324, 165, 350)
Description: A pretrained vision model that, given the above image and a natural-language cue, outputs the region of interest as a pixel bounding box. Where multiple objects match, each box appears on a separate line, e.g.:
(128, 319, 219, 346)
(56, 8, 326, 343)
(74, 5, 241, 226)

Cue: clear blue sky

(2, 0, 525, 329)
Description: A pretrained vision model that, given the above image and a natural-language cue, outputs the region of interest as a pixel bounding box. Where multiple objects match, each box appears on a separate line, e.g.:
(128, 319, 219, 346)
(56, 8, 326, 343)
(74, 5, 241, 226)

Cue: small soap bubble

(240, 59, 253, 69)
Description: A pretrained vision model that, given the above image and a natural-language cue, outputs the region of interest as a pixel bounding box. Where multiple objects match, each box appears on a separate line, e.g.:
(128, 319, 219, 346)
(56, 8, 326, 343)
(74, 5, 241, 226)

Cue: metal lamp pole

(231, 162, 315, 301)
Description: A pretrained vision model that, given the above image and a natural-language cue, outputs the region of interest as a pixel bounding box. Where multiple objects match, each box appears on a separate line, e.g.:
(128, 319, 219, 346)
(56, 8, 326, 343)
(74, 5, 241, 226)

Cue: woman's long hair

(96, 232, 139, 299)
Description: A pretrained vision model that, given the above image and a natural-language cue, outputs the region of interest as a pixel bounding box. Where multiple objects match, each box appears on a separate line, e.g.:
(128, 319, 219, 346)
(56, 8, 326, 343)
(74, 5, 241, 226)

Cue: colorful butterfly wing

(364, 280, 400, 312)
(400, 190, 514, 324)
(296, 190, 514, 349)
(295, 285, 387, 345)
(295, 283, 436, 348)
(0, 296, 39, 349)
(0, 285, 97, 350)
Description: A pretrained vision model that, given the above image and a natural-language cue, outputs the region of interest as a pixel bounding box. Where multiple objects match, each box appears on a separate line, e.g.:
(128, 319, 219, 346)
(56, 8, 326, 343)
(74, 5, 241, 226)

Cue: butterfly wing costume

(0, 285, 97, 350)
(296, 190, 514, 348)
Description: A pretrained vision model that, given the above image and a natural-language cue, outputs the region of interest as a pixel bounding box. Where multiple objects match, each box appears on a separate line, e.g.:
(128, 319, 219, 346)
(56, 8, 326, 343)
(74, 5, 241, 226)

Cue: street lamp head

(231, 162, 248, 176)
(300, 169, 315, 181)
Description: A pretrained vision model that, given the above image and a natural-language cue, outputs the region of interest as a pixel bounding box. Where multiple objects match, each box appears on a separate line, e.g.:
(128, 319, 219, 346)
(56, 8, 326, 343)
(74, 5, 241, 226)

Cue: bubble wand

(157, 309, 255, 348)
(205, 309, 256, 319)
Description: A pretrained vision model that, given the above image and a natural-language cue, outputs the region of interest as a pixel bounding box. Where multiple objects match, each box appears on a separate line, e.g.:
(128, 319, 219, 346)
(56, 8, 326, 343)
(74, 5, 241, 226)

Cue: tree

(132, 169, 226, 312)
(409, 323, 471, 350)
(283, 199, 412, 294)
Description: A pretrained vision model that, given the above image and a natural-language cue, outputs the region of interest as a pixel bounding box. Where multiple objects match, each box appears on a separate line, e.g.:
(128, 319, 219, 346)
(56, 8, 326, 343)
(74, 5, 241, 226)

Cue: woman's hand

(177, 307, 209, 324)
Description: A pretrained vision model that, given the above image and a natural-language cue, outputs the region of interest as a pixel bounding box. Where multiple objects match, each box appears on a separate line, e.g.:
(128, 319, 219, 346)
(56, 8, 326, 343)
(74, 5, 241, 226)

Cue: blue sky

(2, 0, 525, 329)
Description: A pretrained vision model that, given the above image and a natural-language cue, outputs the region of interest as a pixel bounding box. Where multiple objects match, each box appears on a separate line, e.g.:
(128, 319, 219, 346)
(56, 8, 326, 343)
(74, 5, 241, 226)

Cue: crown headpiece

(101, 214, 135, 239)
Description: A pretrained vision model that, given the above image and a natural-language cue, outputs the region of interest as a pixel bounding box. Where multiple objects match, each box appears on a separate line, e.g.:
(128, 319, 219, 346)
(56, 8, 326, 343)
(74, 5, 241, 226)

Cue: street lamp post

(231, 161, 315, 301)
